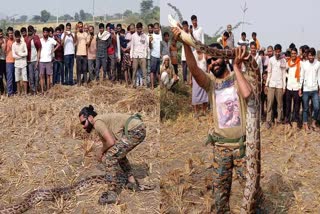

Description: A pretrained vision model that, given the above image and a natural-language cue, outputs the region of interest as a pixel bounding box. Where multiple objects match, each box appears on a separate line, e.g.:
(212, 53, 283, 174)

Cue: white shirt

(300, 60, 320, 92)
(12, 41, 28, 68)
(254, 54, 263, 75)
(266, 56, 286, 89)
(286, 60, 302, 91)
(192, 26, 204, 43)
(237, 39, 249, 47)
(181, 45, 186, 61)
(40, 37, 57, 62)
(150, 33, 162, 58)
(62, 32, 75, 55)
(30, 40, 38, 62)
(130, 32, 148, 59)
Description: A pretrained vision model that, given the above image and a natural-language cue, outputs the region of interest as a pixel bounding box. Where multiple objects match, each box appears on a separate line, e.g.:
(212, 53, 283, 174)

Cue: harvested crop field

(159, 83, 320, 214)
(0, 82, 160, 213)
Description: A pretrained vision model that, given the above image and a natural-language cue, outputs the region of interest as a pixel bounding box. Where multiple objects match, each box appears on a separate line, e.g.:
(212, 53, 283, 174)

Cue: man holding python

(171, 25, 259, 213)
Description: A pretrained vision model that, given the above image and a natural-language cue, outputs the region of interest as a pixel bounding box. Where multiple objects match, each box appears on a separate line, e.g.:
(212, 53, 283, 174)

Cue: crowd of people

(0, 20, 163, 96)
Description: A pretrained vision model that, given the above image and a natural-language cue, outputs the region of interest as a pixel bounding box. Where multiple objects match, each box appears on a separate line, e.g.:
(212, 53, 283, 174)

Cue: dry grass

(0, 82, 160, 213)
(160, 88, 320, 213)
(160, 82, 192, 122)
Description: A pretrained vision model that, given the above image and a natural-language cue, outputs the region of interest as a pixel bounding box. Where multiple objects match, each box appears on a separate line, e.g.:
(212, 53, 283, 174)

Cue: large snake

(0, 173, 153, 214)
(168, 15, 262, 213)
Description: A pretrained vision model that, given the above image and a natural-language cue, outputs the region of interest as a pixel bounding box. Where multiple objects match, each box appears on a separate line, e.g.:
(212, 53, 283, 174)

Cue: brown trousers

(132, 58, 147, 86)
(266, 87, 283, 122)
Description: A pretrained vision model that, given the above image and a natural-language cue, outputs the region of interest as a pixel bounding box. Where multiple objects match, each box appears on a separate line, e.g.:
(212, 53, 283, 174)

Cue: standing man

(249, 32, 261, 50)
(149, 22, 161, 90)
(107, 24, 117, 82)
(53, 27, 64, 85)
(226, 24, 234, 48)
(96, 23, 110, 81)
(285, 47, 301, 129)
(62, 23, 76, 85)
(249, 42, 263, 75)
(146, 23, 154, 86)
(12, 30, 28, 95)
(75, 21, 89, 86)
(265, 44, 286, 129)
(264, 45, 274, 71)
(172, 26, 254, 213)
(26, 25, 41, 95)
(160, 32, 170, 58)
(0, 29, 6, 95)
(190, 15, 204, 43)
(39, 27, 59, 95)
(87, 25, 97, 82)
(20, 27, 27, 43)
(299, 48, 320, 132)
(6, 27, 16, 97)
(121, 24, 135, 87)
(130, 22, 148, 88)
(181, 21, 189, 84)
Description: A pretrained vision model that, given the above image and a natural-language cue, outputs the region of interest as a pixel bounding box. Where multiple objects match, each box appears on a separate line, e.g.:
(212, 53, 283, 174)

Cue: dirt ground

(0, 82, 160, 213)
(160, 82, 320, 214)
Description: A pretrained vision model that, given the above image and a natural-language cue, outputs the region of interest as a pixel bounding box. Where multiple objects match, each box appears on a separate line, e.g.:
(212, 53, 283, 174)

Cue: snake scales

(168, 15, 263, 213)
(0, 172, 152, 214)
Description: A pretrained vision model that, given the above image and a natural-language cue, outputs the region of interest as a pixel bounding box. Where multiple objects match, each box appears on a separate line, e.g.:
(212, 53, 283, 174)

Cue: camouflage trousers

(212, 145, 246, 214)
(103, 123, 146, 190)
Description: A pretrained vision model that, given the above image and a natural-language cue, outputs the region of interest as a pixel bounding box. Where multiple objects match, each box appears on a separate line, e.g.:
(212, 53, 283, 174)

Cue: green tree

(140, 0, 153, 14)
(40, 10, 50, 23)
(123, 9, 133, 17)
(96, 16, 104, 22)
(48, 15, 57, 22)
(114, 13, 122, 20)
(79, 9, 86, 21)
(124, 14, 142, 26)
(63, 14, 73, 21)
(17, 15, 28, 23)
(85, 13, 93, 21)
(31, 15, 41, 23)
(0, 20, 9, 31)
(74, 12, 80, 21)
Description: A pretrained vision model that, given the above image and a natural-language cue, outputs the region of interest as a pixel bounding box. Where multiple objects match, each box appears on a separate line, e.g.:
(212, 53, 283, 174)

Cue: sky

(0, 0, 159, 18)
(161, 0, 320, 50)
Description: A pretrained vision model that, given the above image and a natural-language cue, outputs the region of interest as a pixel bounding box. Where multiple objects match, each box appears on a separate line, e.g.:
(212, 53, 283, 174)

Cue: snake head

(168, 14, 182, 29)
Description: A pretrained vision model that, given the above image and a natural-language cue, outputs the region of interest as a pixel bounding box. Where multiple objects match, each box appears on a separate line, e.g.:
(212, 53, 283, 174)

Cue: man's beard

(213, 61, 227, 78)
(85, 120, 94, 133)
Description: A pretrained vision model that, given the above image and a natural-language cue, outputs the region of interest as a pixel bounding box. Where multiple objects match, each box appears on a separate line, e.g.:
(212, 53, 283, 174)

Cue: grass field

(0, 82, 160, 213)
(160, 78, 320, 213)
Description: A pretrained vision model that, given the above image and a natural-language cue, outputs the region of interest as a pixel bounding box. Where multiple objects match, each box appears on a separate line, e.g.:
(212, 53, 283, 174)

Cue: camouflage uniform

(103, 123, 146, 190)
(212, 145, 246, 213)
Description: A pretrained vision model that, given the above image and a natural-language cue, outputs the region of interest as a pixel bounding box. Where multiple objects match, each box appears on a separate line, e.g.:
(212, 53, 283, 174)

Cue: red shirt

(25, 35, 41, 62)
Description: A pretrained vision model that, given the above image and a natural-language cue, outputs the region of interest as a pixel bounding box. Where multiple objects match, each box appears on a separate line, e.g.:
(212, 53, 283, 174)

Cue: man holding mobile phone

(61, 23, 76, 85)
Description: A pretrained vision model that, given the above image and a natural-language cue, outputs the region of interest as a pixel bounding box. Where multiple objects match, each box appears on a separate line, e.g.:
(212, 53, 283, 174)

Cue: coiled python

(168, 15, 263, 213)
(0, 173, 152, 214)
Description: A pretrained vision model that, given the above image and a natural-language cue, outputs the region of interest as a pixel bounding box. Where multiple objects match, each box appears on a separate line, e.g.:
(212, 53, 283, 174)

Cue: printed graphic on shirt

(140, 37, 146, 45)
(215, 86, 241, 129)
